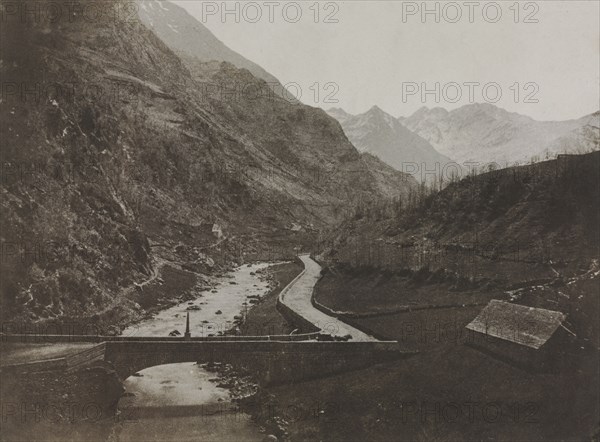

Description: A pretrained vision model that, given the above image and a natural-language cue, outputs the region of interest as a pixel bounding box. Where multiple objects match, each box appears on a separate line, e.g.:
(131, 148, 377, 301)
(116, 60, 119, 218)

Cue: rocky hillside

(327, 106, 453, 184)
(400, 103, 600, 166)
(138, 0, 280, 86)
(0, 0, 411, 327)
(359, 153, 418, 200)
(324, 152, 599, 283)
(321, 151, 600, 344)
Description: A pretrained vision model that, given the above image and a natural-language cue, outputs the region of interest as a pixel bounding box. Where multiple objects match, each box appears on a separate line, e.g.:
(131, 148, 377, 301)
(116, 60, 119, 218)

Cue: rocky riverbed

(115, 261, 290, 442)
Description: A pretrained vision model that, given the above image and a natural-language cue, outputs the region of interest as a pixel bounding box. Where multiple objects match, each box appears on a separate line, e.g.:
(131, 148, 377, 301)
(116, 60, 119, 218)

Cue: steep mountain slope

(321, 152, 600, 344)
(138, 0, 280, 86)
(359, 153, 418, 200)
(0, 0, 410, 326)
(325, 152, 599, 284)
(327, 106, 453, 184)
(401, 104, 600, 166)
(543, 111, 600, 158)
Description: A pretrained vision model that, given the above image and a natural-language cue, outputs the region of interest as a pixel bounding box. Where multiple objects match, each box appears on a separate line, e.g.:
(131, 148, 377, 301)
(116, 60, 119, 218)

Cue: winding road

(280, 255, 377, 342)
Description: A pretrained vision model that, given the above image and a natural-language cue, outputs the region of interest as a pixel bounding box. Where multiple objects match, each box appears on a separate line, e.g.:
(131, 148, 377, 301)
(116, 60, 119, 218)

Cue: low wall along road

(278, 255, 377, 341)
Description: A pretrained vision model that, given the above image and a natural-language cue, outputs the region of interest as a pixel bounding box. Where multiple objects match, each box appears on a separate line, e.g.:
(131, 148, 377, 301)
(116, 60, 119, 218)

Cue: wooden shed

(466, 300, 568, 370)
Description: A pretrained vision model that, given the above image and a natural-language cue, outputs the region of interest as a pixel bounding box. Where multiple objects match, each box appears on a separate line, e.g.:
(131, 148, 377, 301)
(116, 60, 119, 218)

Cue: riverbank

(120, 261, 281, 338)
(0, 259, 302, 442)
(114, 259, 305, 442)
(0, 360, 123, 442)
(227, 259, 302, 337)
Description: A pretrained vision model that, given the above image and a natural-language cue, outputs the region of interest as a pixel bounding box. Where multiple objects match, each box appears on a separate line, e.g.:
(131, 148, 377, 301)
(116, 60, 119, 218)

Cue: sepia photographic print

(1, 1, 599, 441)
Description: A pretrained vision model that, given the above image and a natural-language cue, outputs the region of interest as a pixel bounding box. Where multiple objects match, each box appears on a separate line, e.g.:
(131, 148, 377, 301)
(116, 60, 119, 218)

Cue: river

(114, 262, 286, 442)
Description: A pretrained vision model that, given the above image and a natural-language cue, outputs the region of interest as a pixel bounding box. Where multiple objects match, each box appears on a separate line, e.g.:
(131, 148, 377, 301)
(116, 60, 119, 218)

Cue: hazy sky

(174, 1, 599, 121)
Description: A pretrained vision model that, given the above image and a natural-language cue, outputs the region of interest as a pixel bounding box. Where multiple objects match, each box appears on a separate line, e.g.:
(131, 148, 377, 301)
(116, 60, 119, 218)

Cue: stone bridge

(1, 335, 412, 385)
(104, 339, 408, 384)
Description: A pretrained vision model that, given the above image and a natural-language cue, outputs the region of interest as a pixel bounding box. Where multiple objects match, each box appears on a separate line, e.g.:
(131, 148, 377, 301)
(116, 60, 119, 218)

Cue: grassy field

(354, 307, 483, 351)
(261, 342, 598, 441)
(246, 264, 600, 441)
(314, 266, 505, 315)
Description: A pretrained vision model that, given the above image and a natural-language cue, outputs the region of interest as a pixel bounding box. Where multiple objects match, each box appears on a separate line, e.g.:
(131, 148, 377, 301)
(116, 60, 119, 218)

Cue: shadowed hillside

(0, 0, 412, 328)
(320, 152, 600, 345)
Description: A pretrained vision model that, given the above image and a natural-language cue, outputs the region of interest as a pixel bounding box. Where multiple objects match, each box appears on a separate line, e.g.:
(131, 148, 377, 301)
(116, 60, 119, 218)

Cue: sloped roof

(466, 300, 566, 349)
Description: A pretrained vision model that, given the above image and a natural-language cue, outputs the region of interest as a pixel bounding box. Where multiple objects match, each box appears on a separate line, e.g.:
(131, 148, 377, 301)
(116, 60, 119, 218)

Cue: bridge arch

(103, 340, 408, 385)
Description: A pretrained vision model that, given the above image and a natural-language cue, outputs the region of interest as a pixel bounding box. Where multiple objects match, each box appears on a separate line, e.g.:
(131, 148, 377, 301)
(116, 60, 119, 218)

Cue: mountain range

(328, 103, 599, 183)
(1, 0, 596, 329)
(326, 106, 453, 185)
(0, 0, 414, 324)
(400, 104, 599, 167)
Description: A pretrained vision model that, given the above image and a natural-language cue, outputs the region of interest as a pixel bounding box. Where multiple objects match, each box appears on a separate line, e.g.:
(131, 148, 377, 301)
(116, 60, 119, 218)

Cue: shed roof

(466, 300, 566, 349)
